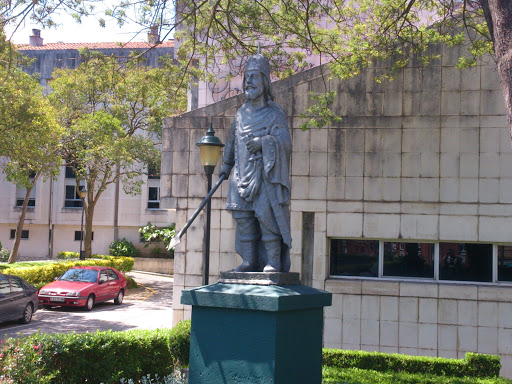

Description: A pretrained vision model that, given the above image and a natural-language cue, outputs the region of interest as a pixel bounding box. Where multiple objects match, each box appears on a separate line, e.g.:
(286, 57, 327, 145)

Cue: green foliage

(322, 349, 501, 378)
(109, 238, 140, 257)
(0, 321, 191, 384)
(139, 222, 176, 251)
(48, 51, 186, 258)
(56, 251, 79, 260)
(321, 366, 512, 384)
(2, 257, 134, 288)
(299, 91, 343, 130)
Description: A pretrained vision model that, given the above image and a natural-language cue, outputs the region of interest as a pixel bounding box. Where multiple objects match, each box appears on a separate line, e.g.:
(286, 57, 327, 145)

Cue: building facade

(162, 43, 512, 377)
(0, 31, 175, 259)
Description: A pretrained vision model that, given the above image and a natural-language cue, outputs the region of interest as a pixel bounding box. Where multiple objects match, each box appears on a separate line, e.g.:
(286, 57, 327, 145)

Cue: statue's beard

(245, 87, 263, 100)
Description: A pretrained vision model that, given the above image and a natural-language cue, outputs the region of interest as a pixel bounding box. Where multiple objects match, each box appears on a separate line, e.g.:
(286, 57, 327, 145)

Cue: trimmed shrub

(109, 238, 139, 257)
(322, 366, 512, 384)
(2, 256, 134, 288)
(322, 349, 501, 378)
(56, 251, 79, 260)
(0, 321, 191, 384)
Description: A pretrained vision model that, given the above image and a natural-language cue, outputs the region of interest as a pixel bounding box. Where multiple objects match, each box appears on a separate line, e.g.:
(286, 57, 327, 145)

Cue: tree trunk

(481, 0, 512, 140)
(8, 173, 40, 263)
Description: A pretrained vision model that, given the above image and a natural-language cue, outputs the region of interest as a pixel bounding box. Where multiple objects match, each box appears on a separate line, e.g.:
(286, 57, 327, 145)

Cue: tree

(49, 51, 186, 257)
(0, 31, 62, 263)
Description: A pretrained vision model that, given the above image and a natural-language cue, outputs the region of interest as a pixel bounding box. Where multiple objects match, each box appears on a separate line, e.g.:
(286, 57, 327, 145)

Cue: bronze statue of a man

(219, 52, 292, 273)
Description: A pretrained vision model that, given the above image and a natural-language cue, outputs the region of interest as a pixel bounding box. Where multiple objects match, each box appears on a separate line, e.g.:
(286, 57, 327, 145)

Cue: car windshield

(59, 269, 98, 283)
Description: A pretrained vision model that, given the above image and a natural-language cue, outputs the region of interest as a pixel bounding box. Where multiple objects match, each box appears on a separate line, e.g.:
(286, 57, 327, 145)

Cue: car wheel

(84, 295, 94, 311)
(114, 290, 124, 305)
(19, 303, 33, 324)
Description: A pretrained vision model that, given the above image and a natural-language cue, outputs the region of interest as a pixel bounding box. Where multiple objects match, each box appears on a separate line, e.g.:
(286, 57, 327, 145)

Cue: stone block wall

(162, 46, 512, 376)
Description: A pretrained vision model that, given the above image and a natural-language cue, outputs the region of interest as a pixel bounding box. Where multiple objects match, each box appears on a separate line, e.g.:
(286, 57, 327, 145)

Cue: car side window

(107, 269, 119, 281)
(0, 278, 10, 295)
(99, 270, 108, 284)
(9, 277, 25, 293)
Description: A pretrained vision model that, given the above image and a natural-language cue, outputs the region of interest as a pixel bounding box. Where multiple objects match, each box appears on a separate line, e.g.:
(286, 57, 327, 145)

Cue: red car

(38, 266, 126, 311)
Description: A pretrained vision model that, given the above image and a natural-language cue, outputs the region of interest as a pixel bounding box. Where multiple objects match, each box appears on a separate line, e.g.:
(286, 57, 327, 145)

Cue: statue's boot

(234, 240, 258, 272)
(263, 240, 281, 272)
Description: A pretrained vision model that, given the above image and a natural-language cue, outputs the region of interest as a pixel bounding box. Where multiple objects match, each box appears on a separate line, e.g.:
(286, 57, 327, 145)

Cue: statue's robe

(223, 100, 292, 271)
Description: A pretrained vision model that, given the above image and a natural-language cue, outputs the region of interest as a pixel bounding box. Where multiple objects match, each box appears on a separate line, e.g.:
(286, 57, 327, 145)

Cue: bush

(322, 366, 512, 384)
(139, 223, 175, 258)
(322, 349, 501, 378)
(2, 256, 134, 288)
(56, 251, 79, 260)
(0, 321, 191, 384)
(0, 248, 9, 262)
(109, 238, 139, 257)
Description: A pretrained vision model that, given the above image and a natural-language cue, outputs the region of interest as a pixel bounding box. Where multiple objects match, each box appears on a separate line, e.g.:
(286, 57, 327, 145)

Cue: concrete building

(162, 43, 512, 377)
(0, 31, 175, 259)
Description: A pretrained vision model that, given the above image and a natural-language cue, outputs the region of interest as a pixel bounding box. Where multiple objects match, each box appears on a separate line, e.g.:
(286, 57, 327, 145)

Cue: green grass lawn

(0, 260, 61, 270)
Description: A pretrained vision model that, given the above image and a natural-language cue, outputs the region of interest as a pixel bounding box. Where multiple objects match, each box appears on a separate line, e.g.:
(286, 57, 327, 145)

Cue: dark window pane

(147, 201, 160, 209)
(498, 246, 512, 281)
(10, 230, 29, 239)
(65, 167, 76, 178)
(75, 231, 93, 240)
(0, 278, 10, 294)
(65, 185, 76, 199)
(383, 242, 434, 278)
(148, 187, 159, 200)
(440, 243, 492, 282)
(16, 199, 35, 207)
(330, 239, 379, 277)
(107, 269, 119, 280)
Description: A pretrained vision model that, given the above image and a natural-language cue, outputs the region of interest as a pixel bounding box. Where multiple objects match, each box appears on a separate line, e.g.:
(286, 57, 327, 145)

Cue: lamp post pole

(196, 123, 224, 286)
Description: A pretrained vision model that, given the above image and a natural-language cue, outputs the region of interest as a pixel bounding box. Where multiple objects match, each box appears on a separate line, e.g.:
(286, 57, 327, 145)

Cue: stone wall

(162, 45, 512, 376)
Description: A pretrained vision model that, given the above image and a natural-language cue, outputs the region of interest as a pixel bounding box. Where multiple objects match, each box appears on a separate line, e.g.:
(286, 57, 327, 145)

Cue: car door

(96, 269, 111, 301)
(8, 276, 30, 319)
(106, 269, 121, 298)
(0, 276, 13, 322)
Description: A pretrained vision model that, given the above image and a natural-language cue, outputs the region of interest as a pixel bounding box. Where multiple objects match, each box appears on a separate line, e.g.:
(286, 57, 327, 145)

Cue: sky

(5, 5, 160, 44)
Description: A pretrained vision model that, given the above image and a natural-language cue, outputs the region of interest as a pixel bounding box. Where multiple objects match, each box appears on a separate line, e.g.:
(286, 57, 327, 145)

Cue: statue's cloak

(223, 101, 292, 271)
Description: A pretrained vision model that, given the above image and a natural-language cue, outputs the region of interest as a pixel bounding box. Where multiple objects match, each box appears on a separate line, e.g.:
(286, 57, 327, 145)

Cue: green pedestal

(181, 282, 332, 384)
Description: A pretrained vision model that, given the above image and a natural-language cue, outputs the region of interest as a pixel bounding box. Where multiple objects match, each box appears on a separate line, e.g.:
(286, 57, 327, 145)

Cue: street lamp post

(77, 188, 87, 260)
(196, 123, 224, 285)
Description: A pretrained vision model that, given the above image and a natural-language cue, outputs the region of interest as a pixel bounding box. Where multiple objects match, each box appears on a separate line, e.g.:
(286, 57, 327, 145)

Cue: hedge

(0, 321, 191, 384)
(2, 256, 134, 289)
(323, 349, 501, 378)
(322, 367, 512, 384)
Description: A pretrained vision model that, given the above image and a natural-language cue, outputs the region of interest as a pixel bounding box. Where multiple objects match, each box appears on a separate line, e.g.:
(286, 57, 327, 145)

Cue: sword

(168, 174, 227, 249)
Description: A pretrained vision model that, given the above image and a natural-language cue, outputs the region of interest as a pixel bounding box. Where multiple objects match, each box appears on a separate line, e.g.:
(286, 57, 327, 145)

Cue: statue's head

(243, 52, 273, 101)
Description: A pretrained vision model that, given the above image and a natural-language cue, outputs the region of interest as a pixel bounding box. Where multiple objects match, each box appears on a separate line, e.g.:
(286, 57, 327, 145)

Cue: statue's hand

(219, 163, 233, 179)
(246, 137, 262, 154)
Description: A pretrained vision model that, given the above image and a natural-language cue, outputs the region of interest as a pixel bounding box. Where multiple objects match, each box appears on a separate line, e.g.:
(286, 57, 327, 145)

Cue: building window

(15, 176, 36, 207)
(498, 245, 512, 282)
(147, 186, 160, 209)
(148, 162, 160, 179)
(74, 231, 93, 241)
(10, 229, 29, 239)
(440, 243, 492, 282)
(65, 185, 83, 208)
(383, 242, 434, 279)
(65, 166, 76, 178)
(330, 239, 379, 277)
(330, 239, 495, 283)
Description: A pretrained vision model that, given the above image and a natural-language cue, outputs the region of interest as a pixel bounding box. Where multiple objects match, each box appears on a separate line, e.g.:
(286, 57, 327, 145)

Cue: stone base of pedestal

(181, 281, 332, 384)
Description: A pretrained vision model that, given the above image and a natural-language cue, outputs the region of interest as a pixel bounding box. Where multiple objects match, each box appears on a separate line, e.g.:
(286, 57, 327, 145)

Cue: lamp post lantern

(77, 188, 87, 260)
(196, 123, 224, 285)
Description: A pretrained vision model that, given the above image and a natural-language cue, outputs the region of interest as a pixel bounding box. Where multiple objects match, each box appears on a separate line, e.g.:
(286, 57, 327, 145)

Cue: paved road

(0, 271, 174, 341)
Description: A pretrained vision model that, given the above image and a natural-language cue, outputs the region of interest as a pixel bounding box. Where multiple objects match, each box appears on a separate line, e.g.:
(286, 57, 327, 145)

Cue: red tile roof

(17, 41, 174, 51)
